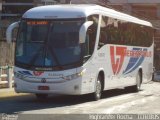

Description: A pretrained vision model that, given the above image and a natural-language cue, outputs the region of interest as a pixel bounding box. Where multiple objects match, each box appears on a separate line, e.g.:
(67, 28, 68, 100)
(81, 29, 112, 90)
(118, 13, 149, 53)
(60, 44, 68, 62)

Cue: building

(0, 0, 67, 41)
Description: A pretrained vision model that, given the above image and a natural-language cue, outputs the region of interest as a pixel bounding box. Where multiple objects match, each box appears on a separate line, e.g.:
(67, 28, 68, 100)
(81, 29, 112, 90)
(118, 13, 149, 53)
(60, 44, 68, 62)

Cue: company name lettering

(125, 50, 152, 58)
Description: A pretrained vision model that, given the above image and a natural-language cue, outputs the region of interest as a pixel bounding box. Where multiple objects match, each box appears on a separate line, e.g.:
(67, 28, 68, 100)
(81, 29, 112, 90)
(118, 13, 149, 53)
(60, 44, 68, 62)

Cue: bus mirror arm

(6, 21, 19, 43)
(79, 21, 93, 44)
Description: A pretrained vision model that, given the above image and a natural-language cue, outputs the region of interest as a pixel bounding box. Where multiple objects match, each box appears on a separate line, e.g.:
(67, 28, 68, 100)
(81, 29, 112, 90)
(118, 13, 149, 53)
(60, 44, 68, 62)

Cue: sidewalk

(0, 88, 27, 98)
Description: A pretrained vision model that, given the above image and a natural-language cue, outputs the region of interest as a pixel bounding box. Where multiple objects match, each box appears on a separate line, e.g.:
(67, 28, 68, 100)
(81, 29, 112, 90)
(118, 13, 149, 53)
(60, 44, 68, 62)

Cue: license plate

(38, 86, 49, 90)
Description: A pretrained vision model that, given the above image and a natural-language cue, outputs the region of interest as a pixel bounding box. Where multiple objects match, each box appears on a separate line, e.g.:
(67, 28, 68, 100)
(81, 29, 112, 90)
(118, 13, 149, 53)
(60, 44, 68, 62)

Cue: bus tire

(133, 71, 142, 92)
(93, 75, 102, 101)
(35, 94, 48, 99)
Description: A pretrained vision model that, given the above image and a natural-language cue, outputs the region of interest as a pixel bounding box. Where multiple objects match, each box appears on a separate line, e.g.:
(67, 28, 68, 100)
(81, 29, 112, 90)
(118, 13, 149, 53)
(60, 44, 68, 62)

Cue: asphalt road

(0, 81, 160, 115)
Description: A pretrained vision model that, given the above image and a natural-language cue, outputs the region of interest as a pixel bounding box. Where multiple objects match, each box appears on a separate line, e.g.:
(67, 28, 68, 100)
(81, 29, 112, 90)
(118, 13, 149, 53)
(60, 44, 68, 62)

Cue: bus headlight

(62, 69, 86, 81)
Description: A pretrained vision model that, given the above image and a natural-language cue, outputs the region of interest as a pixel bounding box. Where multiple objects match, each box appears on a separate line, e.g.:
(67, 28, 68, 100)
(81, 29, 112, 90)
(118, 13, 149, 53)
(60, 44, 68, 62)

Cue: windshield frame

(15, 18, 86, 71)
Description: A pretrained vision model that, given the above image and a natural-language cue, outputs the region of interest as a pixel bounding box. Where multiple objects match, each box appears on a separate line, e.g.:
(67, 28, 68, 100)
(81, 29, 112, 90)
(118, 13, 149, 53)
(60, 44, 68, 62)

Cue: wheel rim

(95, 80, 102, 99)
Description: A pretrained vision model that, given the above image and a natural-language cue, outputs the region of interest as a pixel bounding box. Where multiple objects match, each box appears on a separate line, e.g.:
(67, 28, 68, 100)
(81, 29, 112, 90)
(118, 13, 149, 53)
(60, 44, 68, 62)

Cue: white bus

(6, 4, 154, 100)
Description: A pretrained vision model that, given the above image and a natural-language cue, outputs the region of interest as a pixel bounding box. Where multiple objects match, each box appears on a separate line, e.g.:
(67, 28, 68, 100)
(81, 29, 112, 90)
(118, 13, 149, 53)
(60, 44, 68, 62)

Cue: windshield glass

(15, 19, 84, 70)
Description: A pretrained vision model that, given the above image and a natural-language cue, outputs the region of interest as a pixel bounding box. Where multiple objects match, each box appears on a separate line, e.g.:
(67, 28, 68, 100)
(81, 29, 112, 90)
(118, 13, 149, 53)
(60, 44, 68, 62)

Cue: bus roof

(23, 4, 153, 27)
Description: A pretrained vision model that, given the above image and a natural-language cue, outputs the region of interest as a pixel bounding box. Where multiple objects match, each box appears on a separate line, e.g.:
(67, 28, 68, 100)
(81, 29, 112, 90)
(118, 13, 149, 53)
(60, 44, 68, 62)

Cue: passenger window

(86, 15, 99, 55)
(98, 16, 109, 49)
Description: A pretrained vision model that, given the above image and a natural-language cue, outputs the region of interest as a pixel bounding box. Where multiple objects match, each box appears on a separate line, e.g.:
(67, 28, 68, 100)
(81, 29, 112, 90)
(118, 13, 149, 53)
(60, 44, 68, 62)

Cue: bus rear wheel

(93, 75, 102, 101)
(35, 94, 48, 99)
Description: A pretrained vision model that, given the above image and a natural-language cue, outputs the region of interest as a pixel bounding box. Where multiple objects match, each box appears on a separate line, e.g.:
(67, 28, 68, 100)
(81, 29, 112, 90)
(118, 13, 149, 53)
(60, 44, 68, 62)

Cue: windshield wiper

(47, 44, 63, 69)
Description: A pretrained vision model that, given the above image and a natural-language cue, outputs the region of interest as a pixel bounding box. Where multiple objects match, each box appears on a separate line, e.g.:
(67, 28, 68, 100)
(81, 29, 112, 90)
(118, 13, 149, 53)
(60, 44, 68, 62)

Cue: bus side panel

(94, 43, 153, 91)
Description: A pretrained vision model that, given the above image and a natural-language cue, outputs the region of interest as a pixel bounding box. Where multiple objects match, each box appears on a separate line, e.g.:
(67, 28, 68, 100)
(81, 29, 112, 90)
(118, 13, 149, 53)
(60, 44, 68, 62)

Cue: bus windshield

(15, 19, 84, 70)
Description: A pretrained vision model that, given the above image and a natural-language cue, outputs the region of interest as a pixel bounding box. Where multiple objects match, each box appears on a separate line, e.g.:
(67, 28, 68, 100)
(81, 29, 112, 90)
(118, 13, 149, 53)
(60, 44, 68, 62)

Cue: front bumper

(14, 78, 82, 95)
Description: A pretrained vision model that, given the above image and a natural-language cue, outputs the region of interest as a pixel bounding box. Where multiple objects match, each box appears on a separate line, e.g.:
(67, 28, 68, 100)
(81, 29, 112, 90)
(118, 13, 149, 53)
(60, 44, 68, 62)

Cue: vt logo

(110, 46, 127, 75)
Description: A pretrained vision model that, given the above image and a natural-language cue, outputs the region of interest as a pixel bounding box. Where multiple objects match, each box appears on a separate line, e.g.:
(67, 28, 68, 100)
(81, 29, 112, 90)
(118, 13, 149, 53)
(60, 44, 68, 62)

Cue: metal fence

(0, 66, 14, 88)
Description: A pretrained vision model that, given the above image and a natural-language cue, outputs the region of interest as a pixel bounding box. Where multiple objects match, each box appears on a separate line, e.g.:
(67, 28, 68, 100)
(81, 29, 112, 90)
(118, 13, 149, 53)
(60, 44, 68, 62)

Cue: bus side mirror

(79, 21, 93, 44)
(6, 21, 19, 43)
